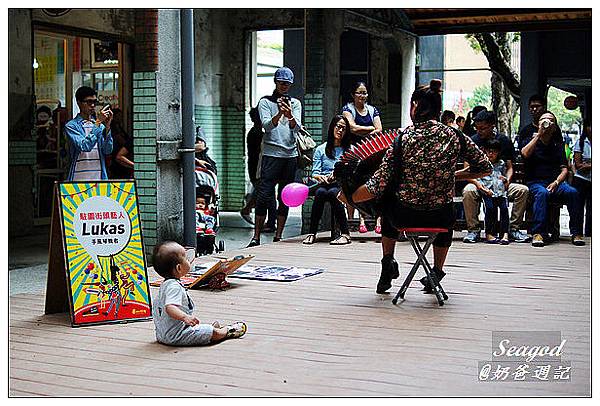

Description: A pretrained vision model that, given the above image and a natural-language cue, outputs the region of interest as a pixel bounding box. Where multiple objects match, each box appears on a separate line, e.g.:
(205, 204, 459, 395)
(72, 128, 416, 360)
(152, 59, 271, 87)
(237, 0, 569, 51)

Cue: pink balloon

(281, 183, 309, 207)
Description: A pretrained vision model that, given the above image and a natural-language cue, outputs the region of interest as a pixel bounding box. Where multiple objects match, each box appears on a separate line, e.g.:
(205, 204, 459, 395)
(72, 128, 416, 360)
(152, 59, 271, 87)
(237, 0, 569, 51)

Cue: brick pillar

(134, 10, 158, 72)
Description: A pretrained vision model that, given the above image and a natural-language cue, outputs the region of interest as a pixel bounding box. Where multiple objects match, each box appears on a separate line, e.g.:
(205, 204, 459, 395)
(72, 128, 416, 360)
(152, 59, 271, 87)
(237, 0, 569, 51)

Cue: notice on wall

(45, 181, 152, 327)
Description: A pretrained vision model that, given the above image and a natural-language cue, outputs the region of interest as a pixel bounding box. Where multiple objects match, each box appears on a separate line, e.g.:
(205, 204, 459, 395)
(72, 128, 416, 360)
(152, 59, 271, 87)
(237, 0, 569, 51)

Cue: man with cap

(247, 66, 302, 247)
(462, 110, 530, 243)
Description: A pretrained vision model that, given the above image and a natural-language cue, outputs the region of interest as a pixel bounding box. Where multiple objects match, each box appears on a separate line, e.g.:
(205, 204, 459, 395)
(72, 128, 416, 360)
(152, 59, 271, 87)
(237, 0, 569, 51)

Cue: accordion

(333, 129, 403, 218)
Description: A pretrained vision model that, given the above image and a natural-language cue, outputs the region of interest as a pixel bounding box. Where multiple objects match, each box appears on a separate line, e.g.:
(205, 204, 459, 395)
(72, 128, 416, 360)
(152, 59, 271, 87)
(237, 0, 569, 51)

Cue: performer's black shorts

(380, 200, 455, 248)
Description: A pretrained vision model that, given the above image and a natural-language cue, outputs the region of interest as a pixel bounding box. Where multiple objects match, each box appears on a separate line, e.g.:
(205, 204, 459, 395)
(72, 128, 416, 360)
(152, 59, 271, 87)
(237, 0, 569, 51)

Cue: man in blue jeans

(247, 67, 302, 247)
(518, 111, 584, 247)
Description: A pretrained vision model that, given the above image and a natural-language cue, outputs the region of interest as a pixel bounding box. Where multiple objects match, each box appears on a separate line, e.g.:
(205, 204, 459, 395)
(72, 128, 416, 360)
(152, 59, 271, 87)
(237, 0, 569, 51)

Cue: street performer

(338, 80, 492, 294)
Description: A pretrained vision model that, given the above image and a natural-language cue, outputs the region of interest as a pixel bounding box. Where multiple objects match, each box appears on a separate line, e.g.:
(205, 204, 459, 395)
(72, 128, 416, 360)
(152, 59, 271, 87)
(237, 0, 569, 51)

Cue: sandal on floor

(359, 224, 368, 233)
(302, 234, 316, 245)
(226, 321, 247, 339)
(330, 235, 351, 245)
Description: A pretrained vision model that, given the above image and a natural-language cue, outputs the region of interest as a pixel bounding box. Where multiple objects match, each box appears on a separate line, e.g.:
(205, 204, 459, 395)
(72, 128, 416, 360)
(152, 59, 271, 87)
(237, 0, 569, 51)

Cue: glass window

(94, 73, 104, 91)
(82, 73, 92, 88)
(33, 34, 67, 106)
(104, 73, 114, 91)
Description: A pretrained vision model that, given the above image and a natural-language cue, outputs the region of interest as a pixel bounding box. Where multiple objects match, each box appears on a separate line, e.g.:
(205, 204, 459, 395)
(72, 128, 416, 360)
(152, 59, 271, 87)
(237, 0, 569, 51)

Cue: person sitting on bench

(303, 115, 352, 245)
(339, 79, 492, 294)
(518, 111, 584, 247)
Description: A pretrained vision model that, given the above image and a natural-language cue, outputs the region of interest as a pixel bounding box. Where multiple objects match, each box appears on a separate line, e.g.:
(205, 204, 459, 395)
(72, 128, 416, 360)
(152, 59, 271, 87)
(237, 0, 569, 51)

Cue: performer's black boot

(420, 267, 446, 293)
(376, 255, 399, 293)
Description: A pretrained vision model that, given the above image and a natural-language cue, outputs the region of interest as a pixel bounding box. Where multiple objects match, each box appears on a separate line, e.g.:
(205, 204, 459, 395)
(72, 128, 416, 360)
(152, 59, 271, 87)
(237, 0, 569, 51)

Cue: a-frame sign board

(45, 181, 152, 327)
(44, 186, 71, 315)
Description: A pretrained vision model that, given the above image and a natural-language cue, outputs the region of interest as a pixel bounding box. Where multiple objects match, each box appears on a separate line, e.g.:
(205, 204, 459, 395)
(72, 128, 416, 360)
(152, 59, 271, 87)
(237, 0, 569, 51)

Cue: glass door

(33, 30, 126, 222)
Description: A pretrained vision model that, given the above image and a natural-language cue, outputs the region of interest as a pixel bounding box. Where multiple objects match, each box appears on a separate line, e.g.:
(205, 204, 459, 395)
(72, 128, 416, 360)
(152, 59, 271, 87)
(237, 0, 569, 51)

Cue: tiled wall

(8, 140, 37, 166)
(132, 72, 158, 254)
(301, 93, 325, 233)
(195, 106, 246, 211)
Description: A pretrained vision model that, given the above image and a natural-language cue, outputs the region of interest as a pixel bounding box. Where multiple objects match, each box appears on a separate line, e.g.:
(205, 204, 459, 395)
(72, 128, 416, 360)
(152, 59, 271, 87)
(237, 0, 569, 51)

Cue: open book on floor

(150, 254, 254, 289)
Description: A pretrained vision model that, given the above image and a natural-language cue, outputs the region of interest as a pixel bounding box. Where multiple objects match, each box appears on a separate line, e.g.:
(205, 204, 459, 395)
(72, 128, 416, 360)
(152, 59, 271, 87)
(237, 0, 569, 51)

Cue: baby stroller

(195, 166, 225, 255)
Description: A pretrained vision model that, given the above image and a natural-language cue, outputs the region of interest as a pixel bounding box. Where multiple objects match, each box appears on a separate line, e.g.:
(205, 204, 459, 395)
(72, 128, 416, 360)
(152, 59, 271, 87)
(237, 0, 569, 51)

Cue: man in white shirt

(65, 86, 113, 181)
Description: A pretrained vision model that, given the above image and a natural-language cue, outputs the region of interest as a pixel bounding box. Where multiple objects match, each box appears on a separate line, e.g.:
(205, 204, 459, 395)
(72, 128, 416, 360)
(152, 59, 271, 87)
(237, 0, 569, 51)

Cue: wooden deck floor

(9, 234, 591, 396)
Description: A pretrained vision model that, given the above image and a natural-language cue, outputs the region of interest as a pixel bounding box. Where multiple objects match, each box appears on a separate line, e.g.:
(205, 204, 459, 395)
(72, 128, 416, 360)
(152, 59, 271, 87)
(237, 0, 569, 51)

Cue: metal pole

(180, 9, 196, 247)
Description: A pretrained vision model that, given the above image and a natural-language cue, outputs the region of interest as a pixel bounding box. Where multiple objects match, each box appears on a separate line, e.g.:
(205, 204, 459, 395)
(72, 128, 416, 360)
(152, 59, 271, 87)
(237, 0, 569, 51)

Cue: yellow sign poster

(57, 181, 151, 326)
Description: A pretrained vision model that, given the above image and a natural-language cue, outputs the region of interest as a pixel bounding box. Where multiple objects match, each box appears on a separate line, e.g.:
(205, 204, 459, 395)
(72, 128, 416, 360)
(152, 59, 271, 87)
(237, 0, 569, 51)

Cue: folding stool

(392, 227, 449, 306)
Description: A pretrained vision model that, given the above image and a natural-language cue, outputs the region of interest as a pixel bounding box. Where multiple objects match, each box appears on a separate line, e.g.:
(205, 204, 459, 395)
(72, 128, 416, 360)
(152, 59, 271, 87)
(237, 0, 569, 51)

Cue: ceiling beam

(409, 11, 591, 26)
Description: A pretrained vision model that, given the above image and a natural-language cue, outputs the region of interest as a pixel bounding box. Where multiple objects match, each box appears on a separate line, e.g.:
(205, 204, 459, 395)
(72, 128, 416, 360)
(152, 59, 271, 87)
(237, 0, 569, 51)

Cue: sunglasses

(335, 124, 346, 131)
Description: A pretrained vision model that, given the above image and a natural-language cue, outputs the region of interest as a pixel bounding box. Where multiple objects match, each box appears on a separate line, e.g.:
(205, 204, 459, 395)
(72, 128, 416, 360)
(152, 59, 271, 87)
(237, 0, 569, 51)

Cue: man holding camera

(65, 86, 113, 181)
(247, 67, 302, 247)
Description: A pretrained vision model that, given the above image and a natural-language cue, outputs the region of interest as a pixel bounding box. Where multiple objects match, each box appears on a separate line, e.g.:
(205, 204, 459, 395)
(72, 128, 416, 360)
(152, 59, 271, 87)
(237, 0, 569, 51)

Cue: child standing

(476, 139, 510, 244)
(152, 241, 247, 346)
(196, 191, 216, 235)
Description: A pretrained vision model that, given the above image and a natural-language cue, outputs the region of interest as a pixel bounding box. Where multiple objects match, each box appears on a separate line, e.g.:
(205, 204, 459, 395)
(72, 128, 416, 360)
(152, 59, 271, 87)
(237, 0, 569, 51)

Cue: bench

(328, 162, 563, 238)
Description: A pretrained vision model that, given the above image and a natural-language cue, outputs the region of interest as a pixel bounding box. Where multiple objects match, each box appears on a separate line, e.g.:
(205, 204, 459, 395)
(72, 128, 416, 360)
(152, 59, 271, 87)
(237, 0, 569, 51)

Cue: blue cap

(274, 67, 294, 84)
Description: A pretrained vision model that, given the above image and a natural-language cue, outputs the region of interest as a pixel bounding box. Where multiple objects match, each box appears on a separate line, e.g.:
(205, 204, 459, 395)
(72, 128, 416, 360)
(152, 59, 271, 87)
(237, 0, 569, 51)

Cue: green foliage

(258, 42, 283, 52)
(547, 87, 582, 130)
(465, 34, 481, 53)
(463, 84, 522, 134)
(464, 85, 492, 112)
(512, 110, 521, 134)
(464, 32, 519, 54)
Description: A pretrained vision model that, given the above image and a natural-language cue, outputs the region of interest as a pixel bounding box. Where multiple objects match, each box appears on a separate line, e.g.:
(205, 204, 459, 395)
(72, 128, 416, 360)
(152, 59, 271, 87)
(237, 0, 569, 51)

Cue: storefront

(32, 28, 131, 222)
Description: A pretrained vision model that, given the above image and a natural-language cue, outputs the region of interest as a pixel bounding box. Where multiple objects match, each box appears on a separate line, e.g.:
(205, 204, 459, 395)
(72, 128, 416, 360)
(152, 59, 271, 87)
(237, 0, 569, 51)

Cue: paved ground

(9, 229, 591, 396)
(9, 207, 590, 396)
(8, 206, 573, 296)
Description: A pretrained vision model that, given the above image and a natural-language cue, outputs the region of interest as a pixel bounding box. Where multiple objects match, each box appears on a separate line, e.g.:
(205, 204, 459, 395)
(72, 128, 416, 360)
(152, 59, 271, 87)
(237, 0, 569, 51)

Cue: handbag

(296, 126, 316, 169)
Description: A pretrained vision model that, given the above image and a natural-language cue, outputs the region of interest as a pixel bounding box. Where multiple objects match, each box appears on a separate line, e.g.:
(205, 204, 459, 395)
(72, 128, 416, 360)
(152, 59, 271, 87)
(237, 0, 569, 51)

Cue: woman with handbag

(302, 115, 352, 245)
(247, 67, 302, 247)
(342, 82, 384, 234)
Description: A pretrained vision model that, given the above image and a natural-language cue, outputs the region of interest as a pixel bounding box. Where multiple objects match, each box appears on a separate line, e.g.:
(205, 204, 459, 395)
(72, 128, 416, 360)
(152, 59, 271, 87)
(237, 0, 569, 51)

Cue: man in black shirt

(517, 94, 547, 143)
(462, 111, 530, 243)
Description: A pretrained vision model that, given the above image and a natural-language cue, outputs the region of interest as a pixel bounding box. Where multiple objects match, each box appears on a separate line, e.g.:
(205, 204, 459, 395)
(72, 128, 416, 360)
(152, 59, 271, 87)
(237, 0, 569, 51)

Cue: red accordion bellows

(334, 129, 403, 218)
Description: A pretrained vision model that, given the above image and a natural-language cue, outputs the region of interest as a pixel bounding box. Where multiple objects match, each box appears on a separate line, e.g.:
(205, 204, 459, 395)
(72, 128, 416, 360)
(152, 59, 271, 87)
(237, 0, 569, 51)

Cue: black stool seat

(392, 227, 449, 306)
